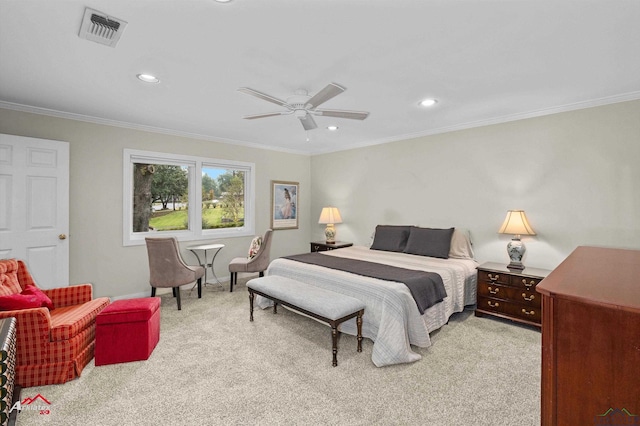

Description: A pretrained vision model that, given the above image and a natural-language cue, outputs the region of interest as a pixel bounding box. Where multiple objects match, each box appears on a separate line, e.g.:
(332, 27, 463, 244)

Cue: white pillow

(449, 228, 474, 259)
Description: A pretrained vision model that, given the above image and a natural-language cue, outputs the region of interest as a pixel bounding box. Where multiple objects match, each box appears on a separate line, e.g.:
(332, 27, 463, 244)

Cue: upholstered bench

(247, 276, 365, 366)
(95, 297, 161, 366)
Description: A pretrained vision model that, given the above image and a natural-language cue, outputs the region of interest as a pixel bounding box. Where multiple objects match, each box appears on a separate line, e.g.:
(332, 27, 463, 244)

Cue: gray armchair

(228, 229, 273, 292)
(145, 237, 205, 310)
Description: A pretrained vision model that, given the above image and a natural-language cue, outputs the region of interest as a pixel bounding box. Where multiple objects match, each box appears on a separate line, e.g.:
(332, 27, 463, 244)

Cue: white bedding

(262, 246, 478, 367)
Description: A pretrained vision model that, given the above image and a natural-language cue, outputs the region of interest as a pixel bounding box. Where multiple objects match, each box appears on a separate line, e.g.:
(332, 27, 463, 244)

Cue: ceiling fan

(237, 82, 369, 131)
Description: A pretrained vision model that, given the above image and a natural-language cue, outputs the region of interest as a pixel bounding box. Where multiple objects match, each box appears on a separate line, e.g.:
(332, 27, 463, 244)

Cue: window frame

(123, 149, 255, 246)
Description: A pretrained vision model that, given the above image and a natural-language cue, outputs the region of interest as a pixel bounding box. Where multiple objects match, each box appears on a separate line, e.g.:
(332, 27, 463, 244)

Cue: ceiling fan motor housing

(288, 92, 311, 109)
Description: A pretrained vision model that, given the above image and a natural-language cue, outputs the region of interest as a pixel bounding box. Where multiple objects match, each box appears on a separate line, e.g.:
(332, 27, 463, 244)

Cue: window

(123, 149, 255, 246)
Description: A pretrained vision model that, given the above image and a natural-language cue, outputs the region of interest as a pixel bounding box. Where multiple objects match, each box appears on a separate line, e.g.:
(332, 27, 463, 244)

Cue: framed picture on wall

(271, 180, 299, 230)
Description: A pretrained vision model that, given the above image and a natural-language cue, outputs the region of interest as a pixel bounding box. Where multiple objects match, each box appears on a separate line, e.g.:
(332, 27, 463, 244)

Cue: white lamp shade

(498, 210, 536, 236)
(318, 207, 343, 224)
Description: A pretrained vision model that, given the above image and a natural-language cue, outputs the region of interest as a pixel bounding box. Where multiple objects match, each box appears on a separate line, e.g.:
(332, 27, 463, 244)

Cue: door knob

(58, 234, 67, 240)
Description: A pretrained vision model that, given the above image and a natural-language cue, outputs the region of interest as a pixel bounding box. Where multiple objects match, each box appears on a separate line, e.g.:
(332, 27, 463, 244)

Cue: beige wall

(3, 99, 640, 295)
(0, 108, 311, 298)
(311, 99, 640, 270)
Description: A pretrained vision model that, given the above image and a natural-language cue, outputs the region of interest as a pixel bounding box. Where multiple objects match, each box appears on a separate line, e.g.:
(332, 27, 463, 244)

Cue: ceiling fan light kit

(237, 82, 369, 131)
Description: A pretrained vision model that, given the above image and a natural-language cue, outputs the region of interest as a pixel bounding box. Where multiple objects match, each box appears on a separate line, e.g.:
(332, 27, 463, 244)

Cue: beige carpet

(16, 278, 541, 425)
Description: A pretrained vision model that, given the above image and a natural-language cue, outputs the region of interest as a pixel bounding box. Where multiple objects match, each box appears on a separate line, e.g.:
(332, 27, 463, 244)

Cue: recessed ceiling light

(419, 98, 437, 107)
(327, 126, 339, 131)
(215, 0, 232, 2)
(137, 74, 160, 84)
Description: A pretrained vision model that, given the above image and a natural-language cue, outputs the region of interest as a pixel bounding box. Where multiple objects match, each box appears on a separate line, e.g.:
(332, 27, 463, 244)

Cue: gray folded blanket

(282, 253, 447, 314)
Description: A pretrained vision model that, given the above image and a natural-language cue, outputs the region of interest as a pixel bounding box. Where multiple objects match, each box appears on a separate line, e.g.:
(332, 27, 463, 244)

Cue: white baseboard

(110, 274, 234, 301)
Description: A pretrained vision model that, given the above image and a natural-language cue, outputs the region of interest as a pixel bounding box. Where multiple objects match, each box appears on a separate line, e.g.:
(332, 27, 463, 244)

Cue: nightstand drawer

(512, 276, 542, 291)
(477, 296, 507, 315)
(477, 282, 540, 307)
(478, 270, 510, 286)
(477, 281, 508, 298)
(477, 296, 542, 324)
(478, 282, 540, 308)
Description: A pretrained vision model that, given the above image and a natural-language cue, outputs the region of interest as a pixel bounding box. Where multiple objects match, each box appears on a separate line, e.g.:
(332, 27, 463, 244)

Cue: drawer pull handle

(522, 279, 536, 288)
(488, 286, 500, 295)
(488, 301, 500, 308)
(521, 309, 536, 316)
(522, 293, 535, 301)
(488, 274, 499, 282)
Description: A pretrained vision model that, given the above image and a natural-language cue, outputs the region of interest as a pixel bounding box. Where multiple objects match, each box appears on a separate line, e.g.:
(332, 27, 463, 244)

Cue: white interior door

(0, 134, 70, 288)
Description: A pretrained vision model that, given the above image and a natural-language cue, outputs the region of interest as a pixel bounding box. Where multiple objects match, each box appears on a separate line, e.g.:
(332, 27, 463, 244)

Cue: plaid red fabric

(0, 259, 23, 296)
(0, 259, 110, 388)
(44, 284, 93, 308)
(50, 299, 109, 341)
(15, 260, 37, 288)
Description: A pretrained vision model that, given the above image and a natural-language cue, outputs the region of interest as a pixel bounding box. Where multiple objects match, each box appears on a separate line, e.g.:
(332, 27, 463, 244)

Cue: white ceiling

(1, 1, 640, 155)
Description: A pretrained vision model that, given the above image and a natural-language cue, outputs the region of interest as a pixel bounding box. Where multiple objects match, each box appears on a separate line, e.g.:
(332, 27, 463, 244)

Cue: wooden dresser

(536, 246, 640, 426)
(475, 262, 551, 328)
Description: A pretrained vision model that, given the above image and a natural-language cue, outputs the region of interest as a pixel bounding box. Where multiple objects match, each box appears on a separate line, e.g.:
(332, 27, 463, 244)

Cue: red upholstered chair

(0, 259, 110, 387)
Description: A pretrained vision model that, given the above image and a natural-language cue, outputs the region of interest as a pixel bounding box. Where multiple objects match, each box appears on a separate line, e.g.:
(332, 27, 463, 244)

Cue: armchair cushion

(50, 299, 110, 342)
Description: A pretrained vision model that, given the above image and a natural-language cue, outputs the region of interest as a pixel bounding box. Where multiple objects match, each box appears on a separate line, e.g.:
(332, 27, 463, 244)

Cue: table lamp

(498, 210, 536, 270)
(318, 207, 343, 243)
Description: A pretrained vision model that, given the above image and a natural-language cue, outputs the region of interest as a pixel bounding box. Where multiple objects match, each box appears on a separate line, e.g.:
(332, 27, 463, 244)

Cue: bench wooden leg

(331, 325, 339, 367)
(356, 310, 363, 353)
(249, 290, 255, 322)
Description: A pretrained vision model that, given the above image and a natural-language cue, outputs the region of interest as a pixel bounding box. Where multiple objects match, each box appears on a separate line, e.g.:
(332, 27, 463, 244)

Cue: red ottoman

(95, 297, 161, 366)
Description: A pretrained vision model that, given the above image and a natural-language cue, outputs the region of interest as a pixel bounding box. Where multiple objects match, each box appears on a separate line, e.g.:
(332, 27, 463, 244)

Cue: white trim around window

(123, 148, 255, 246)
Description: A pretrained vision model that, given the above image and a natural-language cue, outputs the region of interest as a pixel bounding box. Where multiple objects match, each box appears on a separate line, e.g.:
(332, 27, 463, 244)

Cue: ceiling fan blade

(299, 114, 317, 130)
(243, 111, 293, 120)
(237, 87, 291, 108)
(314, 109, 369, 120)
(305, 83, 345, 109)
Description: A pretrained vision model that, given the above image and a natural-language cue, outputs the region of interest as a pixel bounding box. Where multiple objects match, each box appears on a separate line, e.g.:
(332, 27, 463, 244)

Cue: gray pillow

(403, 227, 455, 259)
(370, 225, 413, 252)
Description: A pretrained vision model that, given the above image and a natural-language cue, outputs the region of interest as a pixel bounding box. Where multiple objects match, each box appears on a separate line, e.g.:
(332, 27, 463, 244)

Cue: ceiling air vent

(78, 8, 127, 48)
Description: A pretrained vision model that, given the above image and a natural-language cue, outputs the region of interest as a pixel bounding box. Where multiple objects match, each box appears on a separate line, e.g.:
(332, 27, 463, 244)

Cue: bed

(261, 226, 478, 367)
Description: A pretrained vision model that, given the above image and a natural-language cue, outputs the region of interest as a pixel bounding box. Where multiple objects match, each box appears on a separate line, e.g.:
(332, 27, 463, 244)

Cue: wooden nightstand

(310, 241, 353, 252)
(475, 262, 551, 328)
